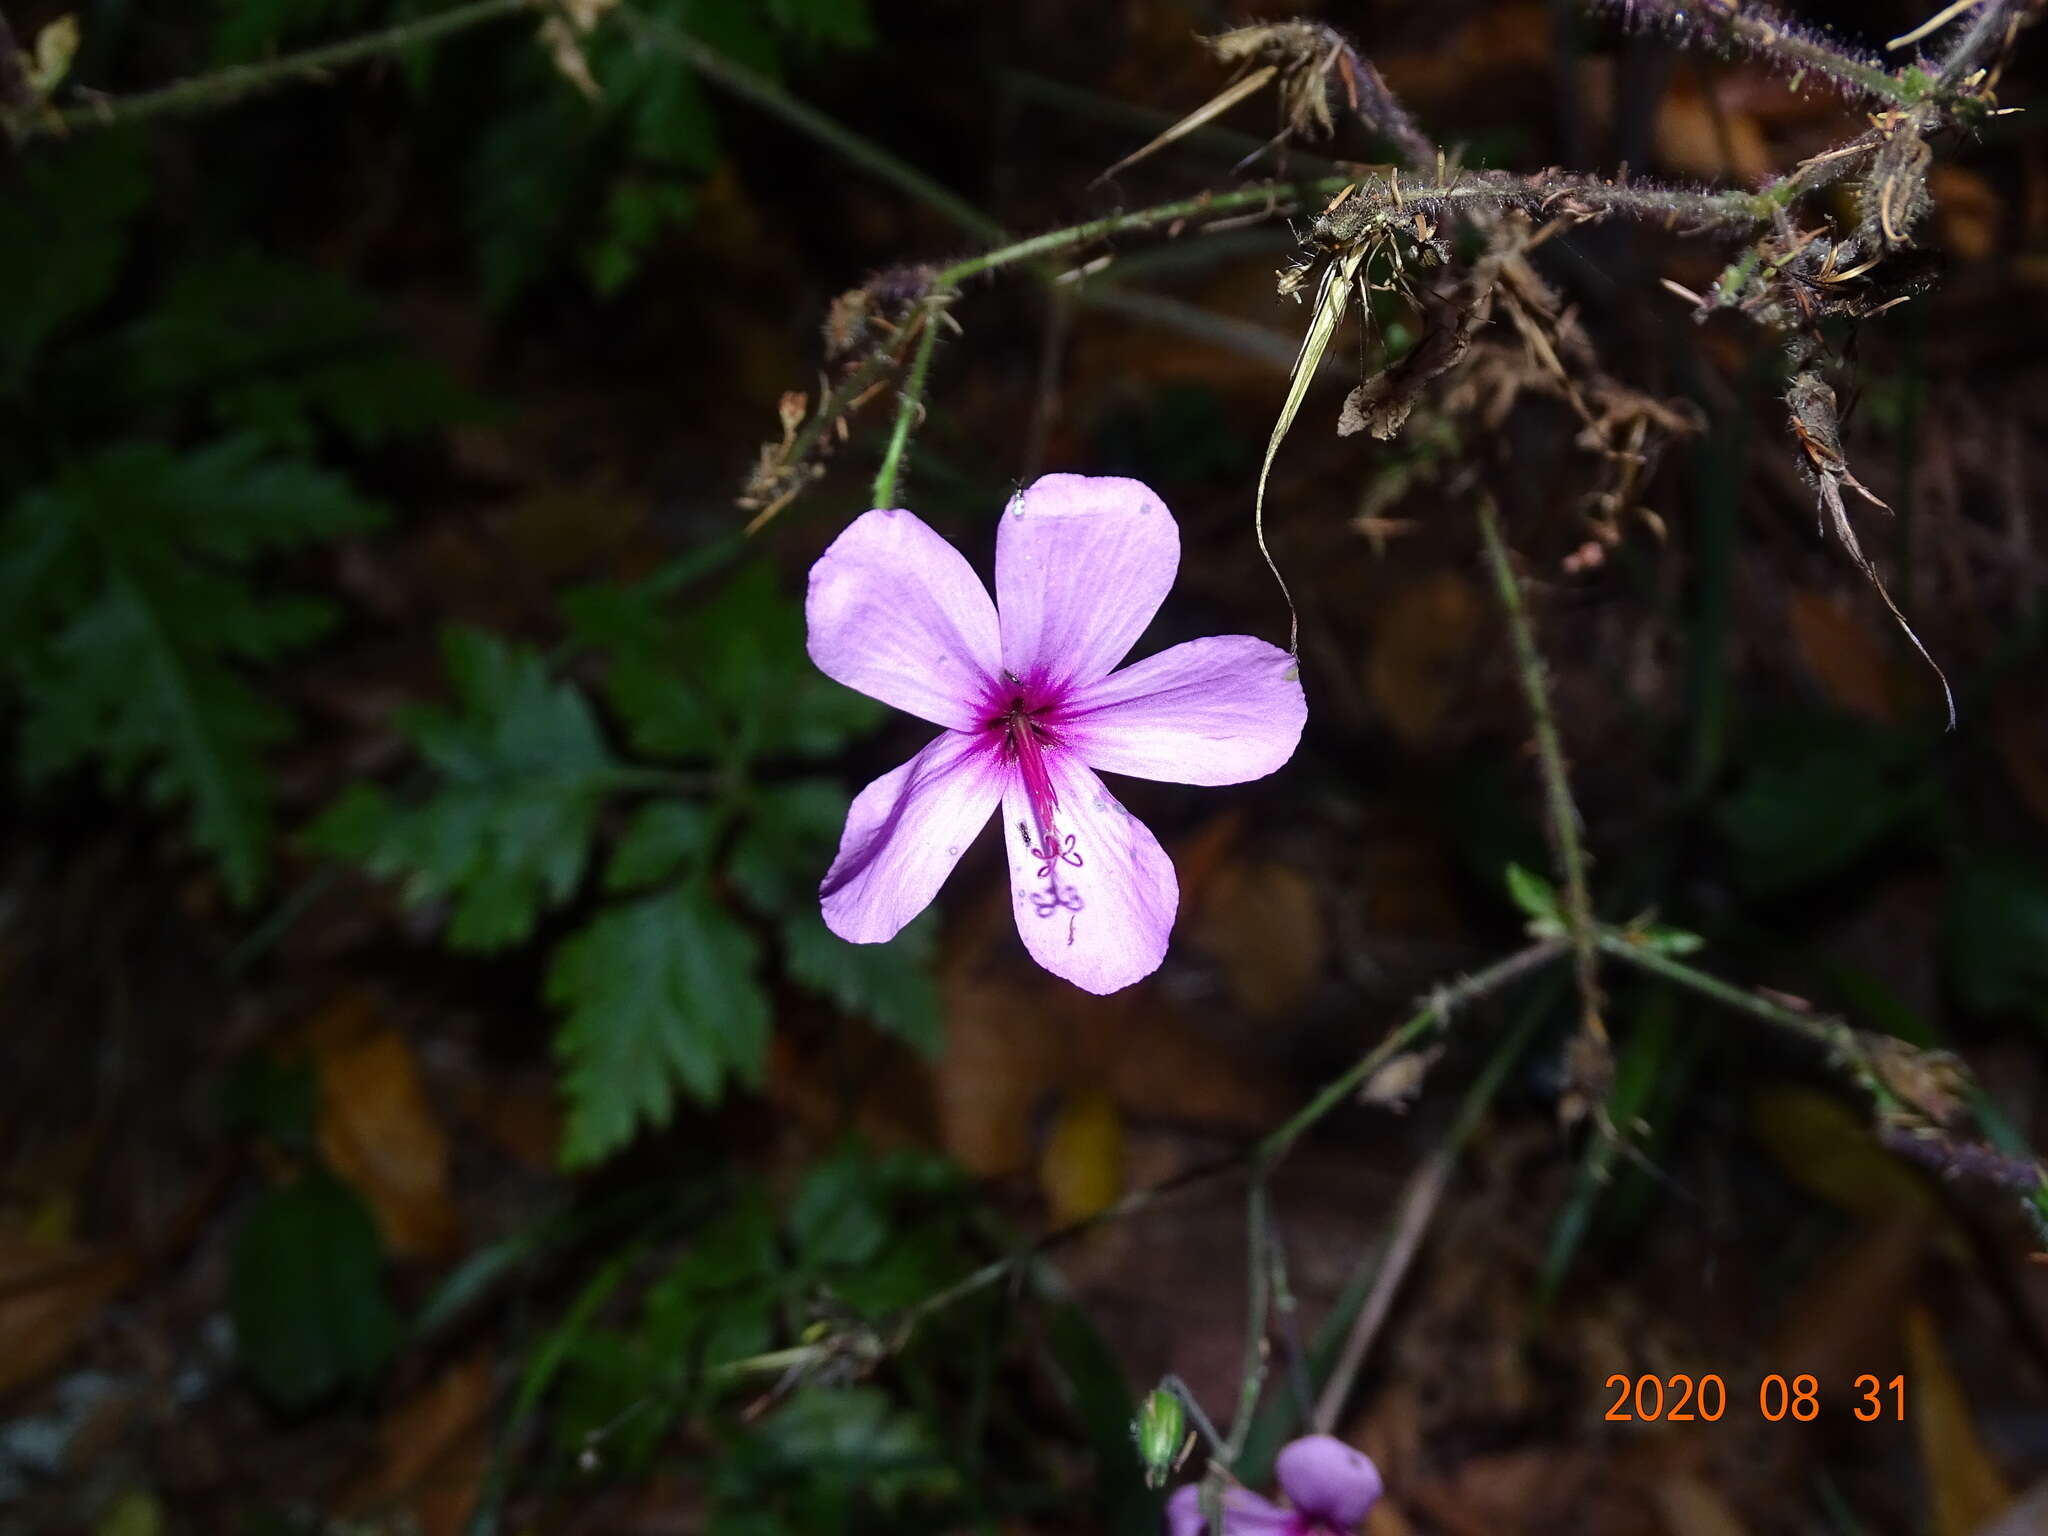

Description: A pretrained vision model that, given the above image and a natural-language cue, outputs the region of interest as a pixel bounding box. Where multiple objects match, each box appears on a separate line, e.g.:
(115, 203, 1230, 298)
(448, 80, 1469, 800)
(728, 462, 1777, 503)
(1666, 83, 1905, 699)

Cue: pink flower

(806, 474, 1307, 995)
(1165, 1437, 1384, 1536)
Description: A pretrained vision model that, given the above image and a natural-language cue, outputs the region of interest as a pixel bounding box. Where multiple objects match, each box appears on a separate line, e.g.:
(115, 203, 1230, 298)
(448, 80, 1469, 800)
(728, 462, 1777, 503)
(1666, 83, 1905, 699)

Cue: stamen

(1008, 707, 1062, 850)
(984, 676, 1085, 924)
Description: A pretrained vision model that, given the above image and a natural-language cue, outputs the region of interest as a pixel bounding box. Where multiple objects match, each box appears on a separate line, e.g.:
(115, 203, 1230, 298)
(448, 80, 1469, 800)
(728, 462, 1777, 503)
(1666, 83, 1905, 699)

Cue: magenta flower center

(980, 671, 1084, 913)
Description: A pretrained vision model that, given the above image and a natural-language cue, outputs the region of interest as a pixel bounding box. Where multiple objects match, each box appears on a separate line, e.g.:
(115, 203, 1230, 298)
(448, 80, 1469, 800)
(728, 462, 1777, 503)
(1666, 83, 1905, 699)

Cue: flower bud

(1133, 1388, 1186, 1489)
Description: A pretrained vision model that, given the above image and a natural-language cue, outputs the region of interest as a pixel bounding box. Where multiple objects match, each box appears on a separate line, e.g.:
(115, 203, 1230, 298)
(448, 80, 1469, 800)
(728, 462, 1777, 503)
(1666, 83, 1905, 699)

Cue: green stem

(706, 1342, 836, 1381)
(934, 179, 1349, 286)
(1599, 922, 2048, 1240)
(869, 301, 947, 508)
(1254, 939, 1571, 1169)
(934, 170, 1788, 292)
(1475, 495, 1602, 1035)
(12, 0, 534, 141)
(1220, 1181, 1271, 1466)
(1739, 25, 1915, 105)
(615, 7, 1002, 244)
(1592, 928, 1883, 1096)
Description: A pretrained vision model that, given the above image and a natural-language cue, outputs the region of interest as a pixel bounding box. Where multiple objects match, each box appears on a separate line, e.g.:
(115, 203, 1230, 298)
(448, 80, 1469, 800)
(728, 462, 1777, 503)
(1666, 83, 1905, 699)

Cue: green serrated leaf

(788, 1148, 891, 1269)
(555, 1194, 780, 1470)
(1717, 718, 1923, 895)
(729, 778, 846, 913)
(0, 133, 148, 392)
(230, 1173, 398, 1409)
(211, 0, 376, 62)
(121, 249, 478, 450)
(782, 912, 942, 1057)
(566, 566, 879, 765)
(466, 86, 600, 307)
(607, 798, 716, 892)
(690, 565, 881, 758)
(6, 439, 381, 901)
(1503, 861, 1558, 920)
(732, 1386, 960, 1511)
(549, 886, 770, 1165)
(584, 178, 697, 296)
(308, 628, 621, 949)
(767, 0, 875, 48)
(563, 581, 723, 760)
(464, 0, 869, 300)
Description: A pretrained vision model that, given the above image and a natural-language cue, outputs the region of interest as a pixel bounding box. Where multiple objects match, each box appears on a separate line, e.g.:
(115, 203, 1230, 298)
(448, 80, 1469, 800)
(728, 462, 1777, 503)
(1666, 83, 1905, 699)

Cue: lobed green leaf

(549, 885, 771, 1165)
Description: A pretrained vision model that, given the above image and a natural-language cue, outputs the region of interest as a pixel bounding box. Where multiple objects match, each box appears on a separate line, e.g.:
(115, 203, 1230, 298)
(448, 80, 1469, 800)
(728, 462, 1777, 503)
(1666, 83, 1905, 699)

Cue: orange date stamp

(1602, 1373, 1907, 1423)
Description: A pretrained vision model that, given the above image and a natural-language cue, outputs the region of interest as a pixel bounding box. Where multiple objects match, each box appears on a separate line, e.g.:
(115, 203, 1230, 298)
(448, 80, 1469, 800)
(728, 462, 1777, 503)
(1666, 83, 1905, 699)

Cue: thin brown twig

(1310, 1147, 1452, 1432)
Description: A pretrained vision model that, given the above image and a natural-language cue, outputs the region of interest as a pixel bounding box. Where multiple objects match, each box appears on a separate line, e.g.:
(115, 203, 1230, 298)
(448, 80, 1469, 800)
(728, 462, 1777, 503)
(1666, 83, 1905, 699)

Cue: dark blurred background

(2, 0, 2047, 1531)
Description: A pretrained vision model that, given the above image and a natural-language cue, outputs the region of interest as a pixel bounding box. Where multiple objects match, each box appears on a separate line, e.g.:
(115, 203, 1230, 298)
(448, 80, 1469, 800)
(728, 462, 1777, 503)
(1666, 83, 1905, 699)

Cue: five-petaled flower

(806, 474, 1307, 994)
(1165, 1436, 1384, 1536)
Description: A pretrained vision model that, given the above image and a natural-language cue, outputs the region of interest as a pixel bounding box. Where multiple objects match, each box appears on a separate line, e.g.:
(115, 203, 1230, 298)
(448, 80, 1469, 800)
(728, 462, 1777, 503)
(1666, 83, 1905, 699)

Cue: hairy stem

(1936, 0, 2025, 83)
(1476, 495, 1603, 1037)
(869, 302, 947, 507)
(1596, 925, 2048, 1239)
(1591, 0, 1916, 107)
(935, 180, 1349, 285)
(10, 0, 533, 140)
(1255, 939, 1572, 1168)
(1595, 928, 1862, 1063)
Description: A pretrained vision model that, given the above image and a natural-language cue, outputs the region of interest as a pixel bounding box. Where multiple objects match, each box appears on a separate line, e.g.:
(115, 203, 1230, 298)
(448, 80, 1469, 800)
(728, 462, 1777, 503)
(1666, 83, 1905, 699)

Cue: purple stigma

(984, 669, 1066, 852)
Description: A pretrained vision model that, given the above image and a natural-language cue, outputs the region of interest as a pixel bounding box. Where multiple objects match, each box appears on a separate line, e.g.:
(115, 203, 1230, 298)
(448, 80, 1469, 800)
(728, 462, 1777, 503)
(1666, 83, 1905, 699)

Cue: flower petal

(996, 474, 1179, 688)
(1001, 752, 1176, 994)
(807, 508, 1002, 730)
(821, 731, 1002, 942)
(1164, 1485, 1298, 1536)
(1067, 635, 1306, 786)
(1274, 1436, 1382, 1529)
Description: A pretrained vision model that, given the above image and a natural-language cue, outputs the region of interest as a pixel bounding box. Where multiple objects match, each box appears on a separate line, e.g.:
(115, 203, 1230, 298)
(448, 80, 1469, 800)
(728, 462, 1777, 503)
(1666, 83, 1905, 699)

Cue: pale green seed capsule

(1133, 1389, 1186, 1489)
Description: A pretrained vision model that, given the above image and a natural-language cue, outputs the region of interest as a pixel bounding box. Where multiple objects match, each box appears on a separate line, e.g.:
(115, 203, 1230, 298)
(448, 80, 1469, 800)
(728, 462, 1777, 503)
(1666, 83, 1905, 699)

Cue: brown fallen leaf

(1785, 586, 1899, 725)
(1365, 570, 1486, 751)
(1991, 677, 2048, 828)
(1039, 1088, 1124, 1226)
(339, 1352, 494, 1536)
(1768, 1215, 1927, 1458)
(1654, 83, 1772, 182)
(1747, 1084, 1942, 1233)
(312, 1000, 460, 1263)
(1652, 1472, 1752, 1536)
(1187, 856, 1324, 1018)
(934, 826, 1295, 1177)
(1929, 165, 2001, 263)
(1906, 1306, 2014, 1536)
(0, 1235, 133, 1398)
